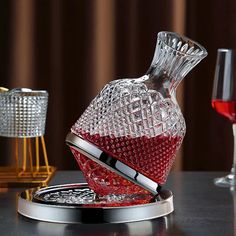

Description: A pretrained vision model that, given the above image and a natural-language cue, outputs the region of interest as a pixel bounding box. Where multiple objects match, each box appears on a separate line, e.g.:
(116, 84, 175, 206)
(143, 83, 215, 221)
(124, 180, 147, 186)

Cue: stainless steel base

(18, 183, 174, 224)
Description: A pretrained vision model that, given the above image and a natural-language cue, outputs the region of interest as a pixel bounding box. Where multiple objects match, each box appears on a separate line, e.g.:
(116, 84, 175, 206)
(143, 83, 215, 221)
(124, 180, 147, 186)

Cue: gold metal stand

(0, 136, 56, 188)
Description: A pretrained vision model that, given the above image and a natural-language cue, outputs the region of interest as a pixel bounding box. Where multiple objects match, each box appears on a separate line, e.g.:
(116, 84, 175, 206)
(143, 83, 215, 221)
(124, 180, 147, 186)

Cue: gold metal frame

(0, 136, 56, 188)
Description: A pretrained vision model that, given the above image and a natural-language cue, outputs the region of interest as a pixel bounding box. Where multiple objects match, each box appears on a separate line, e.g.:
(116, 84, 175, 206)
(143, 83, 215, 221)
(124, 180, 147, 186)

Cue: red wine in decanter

(82, 132, 182, 184)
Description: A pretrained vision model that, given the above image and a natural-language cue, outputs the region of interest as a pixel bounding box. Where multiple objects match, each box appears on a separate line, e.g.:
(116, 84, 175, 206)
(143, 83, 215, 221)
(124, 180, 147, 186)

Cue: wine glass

(212, 48, 236, 187)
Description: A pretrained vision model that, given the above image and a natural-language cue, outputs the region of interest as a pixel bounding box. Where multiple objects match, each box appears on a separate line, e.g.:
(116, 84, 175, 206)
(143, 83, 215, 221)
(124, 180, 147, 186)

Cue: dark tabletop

(0, 171, 235, 236)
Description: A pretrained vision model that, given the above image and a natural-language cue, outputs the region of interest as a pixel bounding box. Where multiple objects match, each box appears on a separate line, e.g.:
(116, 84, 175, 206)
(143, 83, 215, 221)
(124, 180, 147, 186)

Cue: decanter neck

(146, 32, 207, 92)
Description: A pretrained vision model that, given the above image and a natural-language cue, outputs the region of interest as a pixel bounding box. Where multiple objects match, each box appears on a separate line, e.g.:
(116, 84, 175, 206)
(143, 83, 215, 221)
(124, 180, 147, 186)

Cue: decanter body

(69, 32, 207, 199)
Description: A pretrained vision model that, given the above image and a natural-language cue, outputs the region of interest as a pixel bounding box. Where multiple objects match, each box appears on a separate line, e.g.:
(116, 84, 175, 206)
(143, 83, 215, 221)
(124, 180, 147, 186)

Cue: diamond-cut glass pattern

(70, 31, 207, 193)
(70, 146, 153, 204)
(36, 175, 153, 207)
(0, 89, 48, 137)
(72, 80, 185, 186)
(73, 80, 185, 139)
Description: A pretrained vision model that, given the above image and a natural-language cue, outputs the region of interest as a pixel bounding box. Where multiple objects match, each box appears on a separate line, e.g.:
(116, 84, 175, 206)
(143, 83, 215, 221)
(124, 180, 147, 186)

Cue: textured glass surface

(41, 187, 95, 204)
(36, 183, 152, 207)
(73, 80, 185, 139)
(0, 89, 48, 137)
(70, 146, 152, 202)
(70, 31, 207, 195)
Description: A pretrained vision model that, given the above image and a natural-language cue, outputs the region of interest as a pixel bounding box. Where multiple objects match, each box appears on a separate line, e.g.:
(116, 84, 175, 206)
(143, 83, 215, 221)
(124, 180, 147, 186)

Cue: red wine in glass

(212, 49, 236, 187)
(212, 100, 236, 123)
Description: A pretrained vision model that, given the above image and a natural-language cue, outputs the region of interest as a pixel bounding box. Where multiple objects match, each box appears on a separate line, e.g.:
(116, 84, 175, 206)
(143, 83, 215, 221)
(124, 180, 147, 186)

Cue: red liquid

(82, 133, 182, 184)
(70, 147, 153, 206)
(212, 100, 236, 123)
(71, 132, 182, 202)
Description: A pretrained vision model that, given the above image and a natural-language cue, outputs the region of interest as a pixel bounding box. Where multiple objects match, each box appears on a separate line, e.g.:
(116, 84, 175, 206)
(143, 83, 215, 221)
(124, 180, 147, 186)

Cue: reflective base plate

(18, 183, 174, 224)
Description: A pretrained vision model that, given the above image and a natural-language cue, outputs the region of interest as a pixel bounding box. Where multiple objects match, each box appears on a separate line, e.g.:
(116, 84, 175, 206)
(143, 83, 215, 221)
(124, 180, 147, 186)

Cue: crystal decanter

(66, 31, 207, 204)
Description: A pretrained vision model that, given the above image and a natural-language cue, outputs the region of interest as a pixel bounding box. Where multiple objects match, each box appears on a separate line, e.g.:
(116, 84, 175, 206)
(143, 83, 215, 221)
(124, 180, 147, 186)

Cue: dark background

(0, 0, 235, 171)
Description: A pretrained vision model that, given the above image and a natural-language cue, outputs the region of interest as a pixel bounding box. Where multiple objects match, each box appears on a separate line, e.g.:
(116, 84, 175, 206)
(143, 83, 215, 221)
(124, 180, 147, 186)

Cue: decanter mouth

(157, 31, 208, 59)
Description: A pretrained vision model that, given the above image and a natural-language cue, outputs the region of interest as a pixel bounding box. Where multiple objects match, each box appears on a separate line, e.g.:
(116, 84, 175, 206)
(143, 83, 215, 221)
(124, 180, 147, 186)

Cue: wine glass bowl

(212, 48, 236, 186)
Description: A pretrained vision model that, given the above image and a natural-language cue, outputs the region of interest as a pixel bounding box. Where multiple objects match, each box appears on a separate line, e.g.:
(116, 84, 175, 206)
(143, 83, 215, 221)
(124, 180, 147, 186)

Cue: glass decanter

(67, 31, 207, 205)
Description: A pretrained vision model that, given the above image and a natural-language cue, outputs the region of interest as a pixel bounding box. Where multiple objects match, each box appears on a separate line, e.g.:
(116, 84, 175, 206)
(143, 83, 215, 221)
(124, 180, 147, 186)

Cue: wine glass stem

(232, 124, 236, 177)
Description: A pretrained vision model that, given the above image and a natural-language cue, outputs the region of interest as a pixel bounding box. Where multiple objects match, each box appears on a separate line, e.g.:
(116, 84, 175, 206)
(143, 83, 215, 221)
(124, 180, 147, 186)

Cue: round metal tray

(18, 183, 173, 224)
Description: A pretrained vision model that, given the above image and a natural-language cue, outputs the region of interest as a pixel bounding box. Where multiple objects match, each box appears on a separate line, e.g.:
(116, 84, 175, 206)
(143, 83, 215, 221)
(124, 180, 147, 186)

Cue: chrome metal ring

(18, 183, 173, 224)
(66, 132, 161, 195)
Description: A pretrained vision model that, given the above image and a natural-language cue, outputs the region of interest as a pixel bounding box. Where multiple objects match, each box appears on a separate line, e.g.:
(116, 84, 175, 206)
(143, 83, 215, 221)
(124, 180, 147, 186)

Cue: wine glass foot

(214, 174, 236, 187)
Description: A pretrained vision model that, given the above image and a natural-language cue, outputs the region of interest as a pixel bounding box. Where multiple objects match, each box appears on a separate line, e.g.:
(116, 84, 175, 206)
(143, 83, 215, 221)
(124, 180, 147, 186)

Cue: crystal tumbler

(0, 88, 55, 187)
(0, 88, 48, 138)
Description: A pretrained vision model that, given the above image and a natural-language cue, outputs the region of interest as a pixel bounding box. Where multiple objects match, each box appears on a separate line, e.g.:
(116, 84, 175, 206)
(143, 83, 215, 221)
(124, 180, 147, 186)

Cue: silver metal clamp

(66, 132, 161, 195)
